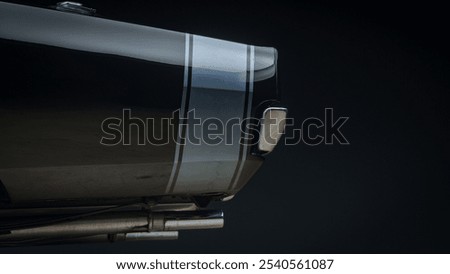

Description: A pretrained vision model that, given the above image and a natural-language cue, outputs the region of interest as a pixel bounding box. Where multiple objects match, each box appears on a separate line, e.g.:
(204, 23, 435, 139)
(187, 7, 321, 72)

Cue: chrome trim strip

(166, 33, 191, 193)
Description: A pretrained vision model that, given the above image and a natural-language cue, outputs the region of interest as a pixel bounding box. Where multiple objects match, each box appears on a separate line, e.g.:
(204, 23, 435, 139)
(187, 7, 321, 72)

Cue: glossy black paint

(0, 1, 280, 206)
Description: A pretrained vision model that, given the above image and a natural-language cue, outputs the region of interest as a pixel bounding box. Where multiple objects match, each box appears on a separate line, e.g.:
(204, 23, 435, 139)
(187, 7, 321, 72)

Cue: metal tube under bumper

(0, 212, 150, 241)
(165, 219, 224, 230)
(0, 210, 223, 242)
(124, 231, 178, 241)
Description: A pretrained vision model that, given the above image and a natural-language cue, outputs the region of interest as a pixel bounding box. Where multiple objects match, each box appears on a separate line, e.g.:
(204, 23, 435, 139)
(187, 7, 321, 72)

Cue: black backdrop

(2, 0, 449, 253)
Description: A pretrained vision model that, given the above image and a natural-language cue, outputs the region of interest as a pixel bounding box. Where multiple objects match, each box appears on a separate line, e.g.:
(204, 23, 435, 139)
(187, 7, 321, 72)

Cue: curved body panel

(0, 1, 281, 207)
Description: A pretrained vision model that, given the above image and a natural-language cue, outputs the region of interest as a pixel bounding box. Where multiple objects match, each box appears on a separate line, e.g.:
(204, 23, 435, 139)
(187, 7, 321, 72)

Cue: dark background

(2, 0, 449, 253)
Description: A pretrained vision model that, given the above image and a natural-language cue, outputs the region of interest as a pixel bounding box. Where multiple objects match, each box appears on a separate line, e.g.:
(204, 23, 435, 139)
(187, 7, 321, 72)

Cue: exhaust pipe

(0, 210, 223, 242)
(52, 231, 180, 244)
